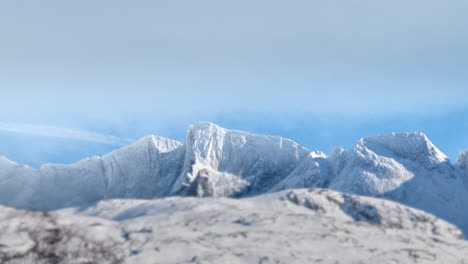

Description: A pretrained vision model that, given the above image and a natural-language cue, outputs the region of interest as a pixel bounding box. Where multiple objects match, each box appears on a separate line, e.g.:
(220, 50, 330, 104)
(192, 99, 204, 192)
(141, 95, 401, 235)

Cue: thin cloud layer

(0, 122, 133, 146)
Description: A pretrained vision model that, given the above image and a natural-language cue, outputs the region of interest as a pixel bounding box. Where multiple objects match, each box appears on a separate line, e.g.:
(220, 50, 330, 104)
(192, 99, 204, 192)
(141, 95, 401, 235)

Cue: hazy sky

(1, 0, 468, 166)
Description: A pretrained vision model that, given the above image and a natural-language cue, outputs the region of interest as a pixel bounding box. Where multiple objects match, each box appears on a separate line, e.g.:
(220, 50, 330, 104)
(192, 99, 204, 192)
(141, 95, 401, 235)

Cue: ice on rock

(172, 122, 311, 196)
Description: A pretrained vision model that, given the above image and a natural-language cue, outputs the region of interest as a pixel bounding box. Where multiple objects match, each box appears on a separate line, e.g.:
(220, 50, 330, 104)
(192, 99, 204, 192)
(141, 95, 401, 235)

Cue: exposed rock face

(182, 168, 214, 197)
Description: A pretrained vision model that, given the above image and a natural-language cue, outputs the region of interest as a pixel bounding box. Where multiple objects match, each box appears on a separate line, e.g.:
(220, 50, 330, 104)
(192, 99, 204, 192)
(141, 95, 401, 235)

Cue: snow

(0, 135, 184, 210)
(360, 132, 449, 166)
(171, 122, 311, 196)
(0, 122, 468, 239)
(54, 189, 467, 263)
(270, 132, 468, 236)
(4, 188, 466, 263)
(328, 136, 417, 195)
(327, 133, 468, 236)
(0, 205, 125, 263)
(271, 152, 330, 192)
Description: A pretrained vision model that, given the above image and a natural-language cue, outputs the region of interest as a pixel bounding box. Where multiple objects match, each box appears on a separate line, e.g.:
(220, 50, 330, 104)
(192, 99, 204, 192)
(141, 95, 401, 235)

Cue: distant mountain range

(1, 122, 468, 235)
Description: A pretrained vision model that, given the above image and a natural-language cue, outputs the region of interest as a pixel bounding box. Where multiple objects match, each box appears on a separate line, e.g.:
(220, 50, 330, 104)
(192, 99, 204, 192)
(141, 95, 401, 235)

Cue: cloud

(0, 122, 134, 146)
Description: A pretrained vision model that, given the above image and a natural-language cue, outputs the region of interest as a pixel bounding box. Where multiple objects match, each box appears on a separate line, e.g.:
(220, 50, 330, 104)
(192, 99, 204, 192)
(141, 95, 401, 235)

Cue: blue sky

(0, 0, 468, 167)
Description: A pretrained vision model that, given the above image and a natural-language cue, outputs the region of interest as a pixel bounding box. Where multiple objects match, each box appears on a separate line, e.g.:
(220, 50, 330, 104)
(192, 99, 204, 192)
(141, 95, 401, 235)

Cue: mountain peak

(136, 134, 184, 153)
(358, 132, 448, 165)
(189, 121, 221, 129)
(172, 122, 311, 196)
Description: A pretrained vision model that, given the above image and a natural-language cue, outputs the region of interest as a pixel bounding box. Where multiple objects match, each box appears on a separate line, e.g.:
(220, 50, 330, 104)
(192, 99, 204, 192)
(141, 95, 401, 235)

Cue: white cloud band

(0, 122, 134, 146)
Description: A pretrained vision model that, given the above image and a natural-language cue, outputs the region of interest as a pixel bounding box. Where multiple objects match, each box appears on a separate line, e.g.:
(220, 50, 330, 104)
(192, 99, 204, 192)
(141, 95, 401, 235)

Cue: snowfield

(1, 189, 468, 263)
(1, 122, 468, 262)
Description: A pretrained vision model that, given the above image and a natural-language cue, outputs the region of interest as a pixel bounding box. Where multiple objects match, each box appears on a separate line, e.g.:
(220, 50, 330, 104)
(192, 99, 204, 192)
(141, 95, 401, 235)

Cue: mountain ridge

(0, 121, 467, 235)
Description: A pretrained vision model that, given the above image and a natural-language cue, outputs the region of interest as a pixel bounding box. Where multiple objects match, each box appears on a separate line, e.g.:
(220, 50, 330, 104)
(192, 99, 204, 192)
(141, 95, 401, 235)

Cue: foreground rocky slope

(1, 122, 468, 235)
(2, 189, 467, 263)
(0, 206, 125, 264)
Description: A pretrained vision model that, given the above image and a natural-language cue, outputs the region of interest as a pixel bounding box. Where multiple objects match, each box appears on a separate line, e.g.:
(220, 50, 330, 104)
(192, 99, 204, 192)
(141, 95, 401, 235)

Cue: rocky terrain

(1, 122, 468, 263)
(1, 189, 467, 263)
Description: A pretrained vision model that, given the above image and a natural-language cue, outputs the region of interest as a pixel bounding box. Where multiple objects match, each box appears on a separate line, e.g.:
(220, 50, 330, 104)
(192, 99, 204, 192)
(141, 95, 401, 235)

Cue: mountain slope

(273, 132, 468, 235)
(1, 122, 468, 236)
(4, 189, 467, 263)
(337, 133, 468, 234)
(0, 205, 125, 264)
(0, 156, 40, 209)
(53, 189, 468, 263)
(171, 122, 312, 197)
(0, 135, 184, 210)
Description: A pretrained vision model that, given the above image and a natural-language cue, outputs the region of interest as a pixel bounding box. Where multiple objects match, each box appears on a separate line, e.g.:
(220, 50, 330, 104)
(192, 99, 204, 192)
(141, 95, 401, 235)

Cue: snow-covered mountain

(0, 135, 185, 210)
(2, 189, 467, 263)
(273, 132, 468, 235)
(171, 122, 311, 197)
(1, 122, 468, 236)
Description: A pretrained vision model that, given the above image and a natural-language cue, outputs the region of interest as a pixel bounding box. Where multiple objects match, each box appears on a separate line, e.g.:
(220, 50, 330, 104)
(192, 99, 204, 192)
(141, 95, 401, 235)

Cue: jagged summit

(358, 132, 449, 165)
(321, 132, 452, 197)
(172, 121, 311, 197)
